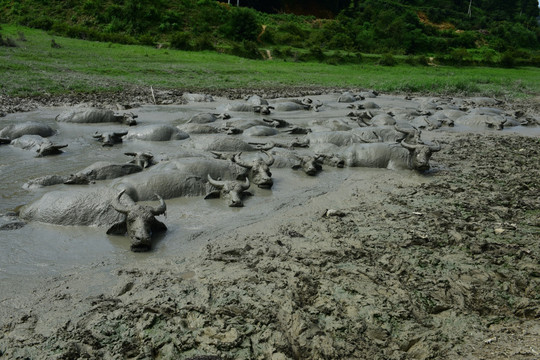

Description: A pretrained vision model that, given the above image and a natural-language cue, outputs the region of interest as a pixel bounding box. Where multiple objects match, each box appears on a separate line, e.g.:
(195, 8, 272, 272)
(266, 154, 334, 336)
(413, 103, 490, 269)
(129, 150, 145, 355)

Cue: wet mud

(0, 88, 539, 359)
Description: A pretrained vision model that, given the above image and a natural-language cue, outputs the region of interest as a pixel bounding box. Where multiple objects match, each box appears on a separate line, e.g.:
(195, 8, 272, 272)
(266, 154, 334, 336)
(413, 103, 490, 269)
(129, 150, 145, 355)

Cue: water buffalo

(179, 123, 221, 134)
(113, 158, 248, 201)
(267, 148, 324, 176)
(56, 108, 137, 126)
(187, 112, 229, 124)
(19, 187, 166, 251)
(64, 162, 144, 185)
(23, 175, 68, 189)
(125, 152, 155, 168)
(313, 140, 441, 172)
(234, 151, 274, 188)
(225, 102, 274, 115)
(204, 174, 251, 207)
(454, 114, 509, 130)
(10, 135, 67, 156)
(273, 100, 315, 112)
(107, 190, 167, 252)
(338, 91, 363, 103)
(192, 136, 256, 152)
(126, 125, 189, 141)
(245, 95, 269, 105)
(182, 93, 214, 102)
(0, 122, 56, 140)
(243, 126, 279, 137)
(93, 131, 128, 146)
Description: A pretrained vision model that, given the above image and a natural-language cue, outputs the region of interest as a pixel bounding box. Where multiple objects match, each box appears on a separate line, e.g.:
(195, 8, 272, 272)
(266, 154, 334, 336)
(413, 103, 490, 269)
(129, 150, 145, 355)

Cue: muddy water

(0, 98, 352, 281)
(1, 93, 538, 284)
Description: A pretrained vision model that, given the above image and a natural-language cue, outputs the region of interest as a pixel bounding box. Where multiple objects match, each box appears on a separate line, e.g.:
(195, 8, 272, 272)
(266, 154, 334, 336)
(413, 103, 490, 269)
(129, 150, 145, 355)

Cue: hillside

(0, 0, 539, 66)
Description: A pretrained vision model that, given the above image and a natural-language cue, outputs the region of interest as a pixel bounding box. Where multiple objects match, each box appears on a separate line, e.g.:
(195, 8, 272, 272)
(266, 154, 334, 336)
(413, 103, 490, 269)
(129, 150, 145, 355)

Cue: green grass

(1, 25, 539, 99)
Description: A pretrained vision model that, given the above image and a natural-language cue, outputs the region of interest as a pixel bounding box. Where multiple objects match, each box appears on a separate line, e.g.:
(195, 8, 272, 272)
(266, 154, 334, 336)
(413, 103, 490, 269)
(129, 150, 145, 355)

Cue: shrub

(170, 31, 192, 50)
(308, 46, 325, 62)
(193, 34, 214, 51)
(449, 48, 473, 66)
(0, 35, 18, 47)
(223, 7, 260, 42)
(500, 51, 516, 68)
(378, 53, 397, 66)
(138, 34, 156, 46)
(230, 40, 261, 59)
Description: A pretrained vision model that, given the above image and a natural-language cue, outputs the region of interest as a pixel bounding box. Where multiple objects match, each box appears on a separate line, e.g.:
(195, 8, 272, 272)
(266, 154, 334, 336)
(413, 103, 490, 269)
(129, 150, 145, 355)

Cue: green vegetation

(0, 0, 538, 66)
(1, 25, 539, 99)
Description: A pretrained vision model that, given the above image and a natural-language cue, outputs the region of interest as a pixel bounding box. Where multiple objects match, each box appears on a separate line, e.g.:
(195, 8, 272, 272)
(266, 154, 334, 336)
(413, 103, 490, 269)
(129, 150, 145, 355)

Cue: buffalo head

(292, 155, 323, 176)
(485, 117, 507, 130)
(125, 152, 154, 168)
(107, 190, 167, 252)
(205, 174, 251, 207)
(64, 173, 91, 185)
(114, 112, 138, 126)
(93, 131, 128, 146)
(234, 151, 274, 189)
(36, 142, 68, 157)
(253, 105, 274, 115)
(395, 125, 422, 143)
(400, 140, 441, 172)
(316, 153, 345, 168)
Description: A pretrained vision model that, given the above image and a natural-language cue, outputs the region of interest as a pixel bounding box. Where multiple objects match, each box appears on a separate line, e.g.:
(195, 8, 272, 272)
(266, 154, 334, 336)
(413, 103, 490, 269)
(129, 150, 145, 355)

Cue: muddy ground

(0, 88, 539, 359)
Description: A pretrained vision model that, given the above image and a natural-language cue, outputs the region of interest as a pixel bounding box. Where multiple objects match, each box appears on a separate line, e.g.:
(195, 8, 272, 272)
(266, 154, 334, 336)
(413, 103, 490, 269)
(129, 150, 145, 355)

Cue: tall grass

(1, 25, 539, 99)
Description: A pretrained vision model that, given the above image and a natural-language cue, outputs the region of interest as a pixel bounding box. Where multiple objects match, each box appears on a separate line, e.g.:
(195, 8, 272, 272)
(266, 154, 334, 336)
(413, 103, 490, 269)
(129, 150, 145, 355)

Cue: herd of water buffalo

(1, 90, 537, 251)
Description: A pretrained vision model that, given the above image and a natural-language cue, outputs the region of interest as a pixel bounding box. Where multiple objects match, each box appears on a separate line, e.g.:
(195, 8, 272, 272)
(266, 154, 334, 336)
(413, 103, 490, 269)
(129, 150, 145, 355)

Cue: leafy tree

(223, 6, 261, 41)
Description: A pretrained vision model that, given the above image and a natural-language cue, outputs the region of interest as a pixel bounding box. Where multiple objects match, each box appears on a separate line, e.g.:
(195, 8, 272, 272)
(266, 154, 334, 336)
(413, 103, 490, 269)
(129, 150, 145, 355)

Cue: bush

(308, 46, 325, 61)
(0, 35, 18, 47)
(378, 53, 397, 66)
(170, 31, 192, 50)
(223, 7, 260, 42)
(230, 40, 261, 59)
(500, 51, 516, 68)
(193, 34, 214, 51)
(272, 46, 294, 59)
(138, 34, 156, 46)
(449, 48, 473, 66)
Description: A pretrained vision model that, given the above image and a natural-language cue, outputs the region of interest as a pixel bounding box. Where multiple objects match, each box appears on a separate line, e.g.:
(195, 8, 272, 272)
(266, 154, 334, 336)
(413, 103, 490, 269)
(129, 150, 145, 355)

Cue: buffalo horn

(429, 141, 441, 152)
(111, 190, 130, 214)
(114, 131, 128, 137)
(207, 174, 225, 188)
(400, 140, 419, 151)
(92, 133, 103, 139)
(262, 150, 274, 166)
(240, 177, 250, 191)
(394, 125, 413, 134)
(233, 153, 253, 168)
(55, 144, 68, 149)
(151, 194, 167, 215)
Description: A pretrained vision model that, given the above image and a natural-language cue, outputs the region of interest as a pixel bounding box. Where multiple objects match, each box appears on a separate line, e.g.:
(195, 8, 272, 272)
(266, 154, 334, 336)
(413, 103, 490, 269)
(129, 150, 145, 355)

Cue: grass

(1, 25, 539, 99)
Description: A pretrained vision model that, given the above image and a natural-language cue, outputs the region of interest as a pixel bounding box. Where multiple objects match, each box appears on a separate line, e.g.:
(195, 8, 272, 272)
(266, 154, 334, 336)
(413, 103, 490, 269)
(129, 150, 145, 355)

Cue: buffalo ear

(204, 190, 221, 200)
(152, 219, 167, 233)
(242, 191, 253, 197)
(106, 222, 127, 235)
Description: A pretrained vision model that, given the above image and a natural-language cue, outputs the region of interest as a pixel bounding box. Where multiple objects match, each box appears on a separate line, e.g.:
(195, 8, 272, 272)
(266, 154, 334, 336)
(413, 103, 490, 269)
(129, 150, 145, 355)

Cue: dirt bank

(0, 90, 539, 359)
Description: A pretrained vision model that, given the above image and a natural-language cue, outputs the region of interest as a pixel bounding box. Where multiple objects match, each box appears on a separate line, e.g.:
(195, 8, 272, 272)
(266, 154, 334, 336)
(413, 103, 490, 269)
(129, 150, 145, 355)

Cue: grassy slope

(1, 25, 539, 99)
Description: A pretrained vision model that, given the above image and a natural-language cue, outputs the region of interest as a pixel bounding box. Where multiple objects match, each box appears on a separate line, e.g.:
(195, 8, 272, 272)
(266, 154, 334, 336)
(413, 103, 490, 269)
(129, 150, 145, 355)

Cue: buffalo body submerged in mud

(19, 187, 166, 252)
